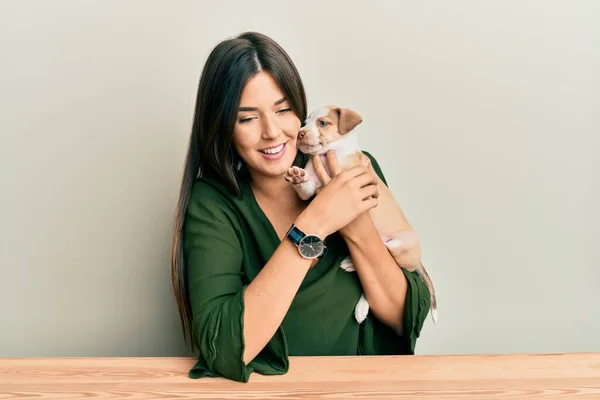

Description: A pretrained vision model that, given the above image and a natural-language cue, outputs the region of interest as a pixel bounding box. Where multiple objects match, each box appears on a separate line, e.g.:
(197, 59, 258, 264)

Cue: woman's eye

(239, 117, 253, 123)
(277, 107, 291, 114)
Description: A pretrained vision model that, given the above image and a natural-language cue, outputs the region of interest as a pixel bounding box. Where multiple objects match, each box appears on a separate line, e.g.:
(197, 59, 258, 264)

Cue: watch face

(299, 234, 324, 259)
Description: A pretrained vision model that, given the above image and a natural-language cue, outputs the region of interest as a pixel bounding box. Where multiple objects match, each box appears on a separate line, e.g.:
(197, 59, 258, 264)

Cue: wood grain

(1, 353, 599, 399)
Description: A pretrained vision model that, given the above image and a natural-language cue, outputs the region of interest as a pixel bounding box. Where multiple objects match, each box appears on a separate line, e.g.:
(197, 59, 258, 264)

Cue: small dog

(285, 105, 438, 325)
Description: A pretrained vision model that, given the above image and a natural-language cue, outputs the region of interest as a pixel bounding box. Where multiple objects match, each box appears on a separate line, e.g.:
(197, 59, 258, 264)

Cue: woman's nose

(261, 116, 280, 139)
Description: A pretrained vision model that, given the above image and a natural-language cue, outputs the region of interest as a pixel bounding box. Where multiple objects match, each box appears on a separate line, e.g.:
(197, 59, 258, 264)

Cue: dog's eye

(319, 121, 329, 126)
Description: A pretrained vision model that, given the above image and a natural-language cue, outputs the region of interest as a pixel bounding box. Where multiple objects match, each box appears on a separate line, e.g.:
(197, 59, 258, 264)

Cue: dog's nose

(298, 130, 306, 139)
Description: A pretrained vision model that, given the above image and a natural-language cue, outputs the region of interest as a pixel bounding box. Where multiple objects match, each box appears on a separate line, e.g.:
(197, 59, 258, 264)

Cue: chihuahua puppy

(285, 105, 438, 325)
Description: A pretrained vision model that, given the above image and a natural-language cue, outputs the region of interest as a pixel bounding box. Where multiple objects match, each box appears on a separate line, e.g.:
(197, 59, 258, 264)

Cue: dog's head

(297, 106, 362, 155)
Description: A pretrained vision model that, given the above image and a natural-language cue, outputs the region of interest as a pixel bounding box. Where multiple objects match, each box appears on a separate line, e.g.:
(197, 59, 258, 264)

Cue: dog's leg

(285, 164, 320, 201)
(383, 232, 438, 324)
(383, 231, 421, 272)
(354, 293, 369, 323)
(340, 255, 356, 272)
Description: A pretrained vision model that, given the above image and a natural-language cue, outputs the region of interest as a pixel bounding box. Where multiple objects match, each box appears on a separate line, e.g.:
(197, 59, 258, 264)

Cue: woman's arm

(244, 166, 381, 361)
(339, 211, 409, 333)
(186, 167, 379, 380)
(185, 184, 312, 380)
(312, 151, 413, 334)
(241, 225, 315, 363)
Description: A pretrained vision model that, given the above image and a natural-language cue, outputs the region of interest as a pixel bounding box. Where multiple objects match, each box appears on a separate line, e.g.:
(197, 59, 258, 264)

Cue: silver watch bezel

(297, 234, 325, 259)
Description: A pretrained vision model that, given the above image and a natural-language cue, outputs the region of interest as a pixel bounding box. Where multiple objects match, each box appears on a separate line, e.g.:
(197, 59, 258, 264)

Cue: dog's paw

(354, 294, 369, 323)
(383, 232, 421, 271)
(383, 233, 406, 250)
(284, 166, 309, 185)
(340, 255, 356, 272)
(384, 231, 419, 250)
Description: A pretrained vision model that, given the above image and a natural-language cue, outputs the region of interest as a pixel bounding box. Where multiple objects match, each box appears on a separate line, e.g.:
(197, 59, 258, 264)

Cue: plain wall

(1, 0, 599, 357)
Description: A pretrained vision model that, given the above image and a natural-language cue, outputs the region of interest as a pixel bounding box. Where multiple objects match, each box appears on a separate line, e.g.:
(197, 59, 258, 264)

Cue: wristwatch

(285, 224, 327, 260)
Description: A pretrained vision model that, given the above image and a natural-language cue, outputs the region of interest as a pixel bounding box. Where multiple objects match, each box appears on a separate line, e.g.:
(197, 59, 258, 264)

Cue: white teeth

(261, 143, 284, 155)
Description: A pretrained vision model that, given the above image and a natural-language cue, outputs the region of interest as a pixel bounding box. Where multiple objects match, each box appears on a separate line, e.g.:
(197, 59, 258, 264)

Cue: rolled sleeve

(400, 268, 431, 353)
(359, 267, 431, 356)
(184, 182, 287, 382)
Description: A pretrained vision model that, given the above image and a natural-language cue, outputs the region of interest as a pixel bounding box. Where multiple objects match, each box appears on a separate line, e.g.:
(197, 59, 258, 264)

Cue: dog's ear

(335, 107, 362, 134)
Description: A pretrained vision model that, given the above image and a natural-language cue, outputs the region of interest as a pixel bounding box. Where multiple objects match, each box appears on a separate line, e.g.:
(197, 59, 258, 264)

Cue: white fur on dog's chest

(297, 133, 362, 200)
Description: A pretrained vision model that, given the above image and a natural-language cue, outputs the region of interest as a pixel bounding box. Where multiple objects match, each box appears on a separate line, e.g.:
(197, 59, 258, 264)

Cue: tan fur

(334, 107, 363, 134)
(342, 151, 363, 167)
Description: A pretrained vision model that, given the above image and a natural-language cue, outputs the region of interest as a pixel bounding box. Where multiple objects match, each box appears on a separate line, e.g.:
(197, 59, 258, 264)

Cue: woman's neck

(250, 173, 305, 209)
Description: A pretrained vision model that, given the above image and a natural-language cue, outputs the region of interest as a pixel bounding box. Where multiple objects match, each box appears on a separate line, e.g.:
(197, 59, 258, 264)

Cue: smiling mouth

(259, 143, 286, 155)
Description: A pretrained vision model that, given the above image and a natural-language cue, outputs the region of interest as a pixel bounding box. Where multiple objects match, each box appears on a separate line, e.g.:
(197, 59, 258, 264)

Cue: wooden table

(1, 353, 599, 399)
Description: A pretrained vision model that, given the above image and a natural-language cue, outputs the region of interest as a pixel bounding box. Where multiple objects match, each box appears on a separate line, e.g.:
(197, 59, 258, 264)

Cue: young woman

(171, 31, 431, 382)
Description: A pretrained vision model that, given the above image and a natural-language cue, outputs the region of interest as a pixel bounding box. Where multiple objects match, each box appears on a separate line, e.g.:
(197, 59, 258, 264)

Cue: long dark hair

(171, 32, 308, 350)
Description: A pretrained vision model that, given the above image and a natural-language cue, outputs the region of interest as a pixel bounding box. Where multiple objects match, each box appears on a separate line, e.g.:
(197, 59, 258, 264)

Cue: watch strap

(286, 224, 306, 246)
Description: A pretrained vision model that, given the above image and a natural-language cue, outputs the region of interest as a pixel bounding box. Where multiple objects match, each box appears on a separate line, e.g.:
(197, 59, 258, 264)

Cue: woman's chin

(251, 149, 297, 178)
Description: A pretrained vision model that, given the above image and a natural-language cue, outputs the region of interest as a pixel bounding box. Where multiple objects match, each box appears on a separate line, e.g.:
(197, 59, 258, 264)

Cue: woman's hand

(316, 152, 380, 238)
(313, 152, 374, 194)
(295, 150, 379, 238)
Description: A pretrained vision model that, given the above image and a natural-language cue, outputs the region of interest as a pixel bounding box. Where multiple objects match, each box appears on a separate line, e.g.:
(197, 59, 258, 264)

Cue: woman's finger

(360, 184, 380, 200)
(312, 154, 331, 185)
(353, 166, 378, 187)
(359, 153, 379, 182)
(326, 150, 344, 176)
(359, 153, 371, 168)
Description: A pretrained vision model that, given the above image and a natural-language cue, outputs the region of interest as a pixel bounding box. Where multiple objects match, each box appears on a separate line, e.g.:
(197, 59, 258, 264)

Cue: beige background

(1, 0, 599, 357)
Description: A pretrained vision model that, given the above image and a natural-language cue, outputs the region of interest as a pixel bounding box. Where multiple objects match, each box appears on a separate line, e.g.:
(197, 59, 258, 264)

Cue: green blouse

(183, 151, 431, 382)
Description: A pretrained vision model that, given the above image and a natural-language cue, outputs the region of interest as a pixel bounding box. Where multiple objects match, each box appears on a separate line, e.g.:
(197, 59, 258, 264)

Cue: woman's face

(232, 71, 301, 180)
